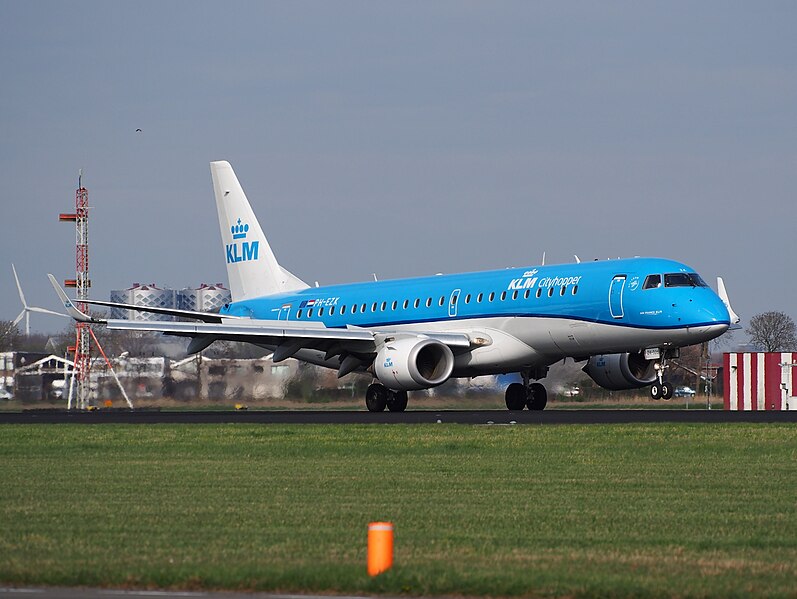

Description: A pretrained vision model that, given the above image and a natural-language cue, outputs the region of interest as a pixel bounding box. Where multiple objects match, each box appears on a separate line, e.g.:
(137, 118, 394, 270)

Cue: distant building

(0, 351, 75, 401)
(178, 283, 231, 313)
(110, 283, 231, 320)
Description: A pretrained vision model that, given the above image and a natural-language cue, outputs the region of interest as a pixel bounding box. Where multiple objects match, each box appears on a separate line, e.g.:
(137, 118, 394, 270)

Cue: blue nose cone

(687, 291, 731, 342)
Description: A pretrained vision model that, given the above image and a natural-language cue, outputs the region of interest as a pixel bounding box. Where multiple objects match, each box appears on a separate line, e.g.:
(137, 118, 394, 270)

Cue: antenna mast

(59, 172, 132, 409)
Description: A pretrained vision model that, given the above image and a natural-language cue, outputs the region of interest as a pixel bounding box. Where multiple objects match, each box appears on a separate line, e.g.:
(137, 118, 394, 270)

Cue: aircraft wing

(103, 319, 472, 357)
(48, 275, 243, 324)
(75, 298, 246, 323)
(49, 275, 472, 359)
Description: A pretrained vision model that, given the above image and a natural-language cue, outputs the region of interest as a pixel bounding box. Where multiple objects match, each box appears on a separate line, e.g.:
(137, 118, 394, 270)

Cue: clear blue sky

(1, 1, 795, 338)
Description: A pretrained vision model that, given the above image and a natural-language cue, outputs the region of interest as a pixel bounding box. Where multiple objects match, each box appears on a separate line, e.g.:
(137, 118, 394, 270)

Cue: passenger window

(465, 294, 471, 304)
(426, 298, 432, 308)
(340, 305, 346, 314)
(500, 291, 506, 301)
(297, 309, 303, 318)
(360, 304, 366, 313)
(643, 274, 661, 289)
(381, 301, 386, 311)
(403, 300, 409, 309)
(414, 298, 420, 309)
(330, 306, 336, 315)
(308, 308, 313, 317)
(524, 289, 530, 299)
(572, 285, 578, 295)
(439, 296, 445, 306)
(371, 302, 377, 312)
(536, 289, 542, 298)
(319, 307, 324, 316)
(351, 305, 357, 314)
(391, 300, 397, 310)
(477, 293, 483, 303)
(560, 286, 566, 296)
(512, 290, 518, 300)
(489, 292, 495, 302)
(548, 288, 553, 297)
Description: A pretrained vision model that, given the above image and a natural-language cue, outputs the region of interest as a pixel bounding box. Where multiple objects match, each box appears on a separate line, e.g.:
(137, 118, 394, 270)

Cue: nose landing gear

(650, 357, 673, 400)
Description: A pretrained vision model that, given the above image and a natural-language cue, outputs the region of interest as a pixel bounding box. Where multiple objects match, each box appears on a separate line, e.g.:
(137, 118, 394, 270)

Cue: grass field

(1, 423, 795, 598)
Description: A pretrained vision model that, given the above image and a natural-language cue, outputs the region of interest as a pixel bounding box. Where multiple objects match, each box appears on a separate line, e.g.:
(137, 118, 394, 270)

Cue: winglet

(717, 277, 741, 326)
(48, 274, 104, 323)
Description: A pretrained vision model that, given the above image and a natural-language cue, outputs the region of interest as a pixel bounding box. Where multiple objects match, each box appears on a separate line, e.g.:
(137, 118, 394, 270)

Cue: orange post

(367, 522, 394, 576)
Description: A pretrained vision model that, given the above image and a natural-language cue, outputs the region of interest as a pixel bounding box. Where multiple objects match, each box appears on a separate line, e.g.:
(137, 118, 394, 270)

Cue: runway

(1, 409, 795, 425)
(0, 589, 380, 599)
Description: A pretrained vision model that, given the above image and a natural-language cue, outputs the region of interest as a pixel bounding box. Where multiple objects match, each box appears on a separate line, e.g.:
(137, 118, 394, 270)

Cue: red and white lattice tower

(59, 172, 91, 408)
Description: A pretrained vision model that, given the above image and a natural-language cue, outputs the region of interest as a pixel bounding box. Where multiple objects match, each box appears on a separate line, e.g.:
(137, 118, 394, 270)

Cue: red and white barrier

(724, 352, 797, 411)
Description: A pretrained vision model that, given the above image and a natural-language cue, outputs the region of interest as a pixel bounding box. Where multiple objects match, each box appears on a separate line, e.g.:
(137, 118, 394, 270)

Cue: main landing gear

(650, 355, 673, 400)
(505, 369, 549, 411)
(504, 382, 548, 410)
(365, 383, 408, 412)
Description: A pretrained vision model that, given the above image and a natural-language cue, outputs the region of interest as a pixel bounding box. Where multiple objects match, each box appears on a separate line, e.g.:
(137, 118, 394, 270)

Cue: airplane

(50, 160, 740, 411)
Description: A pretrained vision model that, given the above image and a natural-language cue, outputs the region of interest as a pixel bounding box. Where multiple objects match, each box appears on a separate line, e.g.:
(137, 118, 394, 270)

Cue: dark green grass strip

(1, 424, 795, 598)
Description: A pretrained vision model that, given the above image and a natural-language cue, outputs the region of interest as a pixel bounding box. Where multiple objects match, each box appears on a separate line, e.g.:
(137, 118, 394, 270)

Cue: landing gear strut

(365, 383, 409, 412)
(650, 356, 673, 400)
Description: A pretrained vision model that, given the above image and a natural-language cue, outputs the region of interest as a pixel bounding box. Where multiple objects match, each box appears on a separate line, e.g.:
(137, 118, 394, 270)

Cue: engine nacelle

(583, 352, 657, 391)
(374, 338, 455, 391)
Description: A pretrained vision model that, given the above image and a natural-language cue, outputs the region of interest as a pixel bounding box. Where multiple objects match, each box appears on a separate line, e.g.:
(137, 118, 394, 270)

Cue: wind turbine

(12, 264, 68, 335)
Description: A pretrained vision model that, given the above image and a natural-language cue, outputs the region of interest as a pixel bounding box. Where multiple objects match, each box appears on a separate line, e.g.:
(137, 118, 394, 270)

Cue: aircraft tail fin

(210, 161, 309, 301)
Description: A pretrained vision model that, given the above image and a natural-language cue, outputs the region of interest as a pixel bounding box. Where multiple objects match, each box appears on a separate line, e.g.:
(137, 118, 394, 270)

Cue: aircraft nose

(687, 294, 731, 340)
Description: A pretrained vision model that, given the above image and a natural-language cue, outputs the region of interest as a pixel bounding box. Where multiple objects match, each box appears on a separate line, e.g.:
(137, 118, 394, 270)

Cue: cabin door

(277, 304, 291, 320)
(609, 275, 626, 319)
(449, 289, 461, 318)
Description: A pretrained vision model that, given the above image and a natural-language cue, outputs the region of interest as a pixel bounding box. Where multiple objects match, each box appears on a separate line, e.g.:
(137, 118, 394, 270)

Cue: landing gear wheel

(505, 383, 527, 411)
(527, 382, 548, 411)
(650, 383, 662, 400)
(386, 390, 408, 412)
(661, 382, 673, 400)
(365, 383, 388, 412)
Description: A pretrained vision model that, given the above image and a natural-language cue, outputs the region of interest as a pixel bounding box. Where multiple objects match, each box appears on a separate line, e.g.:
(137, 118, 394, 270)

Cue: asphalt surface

(1, 408, 795, 424)
(0, 590, 385, 599)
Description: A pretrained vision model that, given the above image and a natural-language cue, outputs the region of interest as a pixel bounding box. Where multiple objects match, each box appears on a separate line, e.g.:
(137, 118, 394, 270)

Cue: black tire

(661, 382, 673, 400)
(505, 383, 527, 411)
(386, 390, 408, 412)
(650, 383, 662, 400)
(527, 382, 548, 410)
(365, 383, 388, 412)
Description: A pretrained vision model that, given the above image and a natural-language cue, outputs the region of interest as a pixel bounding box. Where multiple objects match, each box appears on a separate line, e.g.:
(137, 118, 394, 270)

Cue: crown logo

(231, 218, 249, 240)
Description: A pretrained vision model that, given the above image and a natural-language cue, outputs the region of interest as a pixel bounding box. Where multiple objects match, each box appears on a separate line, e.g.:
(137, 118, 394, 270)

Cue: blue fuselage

(222, 257, 728, 331)
(218, 257, 729, 375)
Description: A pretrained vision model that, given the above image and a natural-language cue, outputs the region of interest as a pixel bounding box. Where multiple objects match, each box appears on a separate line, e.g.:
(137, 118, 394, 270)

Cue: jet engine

(374, 337, 455, 391)
(582, 352, 658, 390)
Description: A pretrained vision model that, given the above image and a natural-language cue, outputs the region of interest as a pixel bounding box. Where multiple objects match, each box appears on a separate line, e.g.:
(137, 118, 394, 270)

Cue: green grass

(1, 424, 795, 598)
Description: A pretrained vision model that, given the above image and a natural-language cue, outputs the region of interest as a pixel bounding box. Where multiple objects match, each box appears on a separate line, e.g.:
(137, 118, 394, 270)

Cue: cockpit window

(642, 274, 661, 289)
(664, 273, 708, 288)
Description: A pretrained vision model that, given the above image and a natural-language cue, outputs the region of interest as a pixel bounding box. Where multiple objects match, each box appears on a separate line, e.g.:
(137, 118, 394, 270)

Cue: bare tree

(0, 320, 20, 352)
(746, 311, 797, 352)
